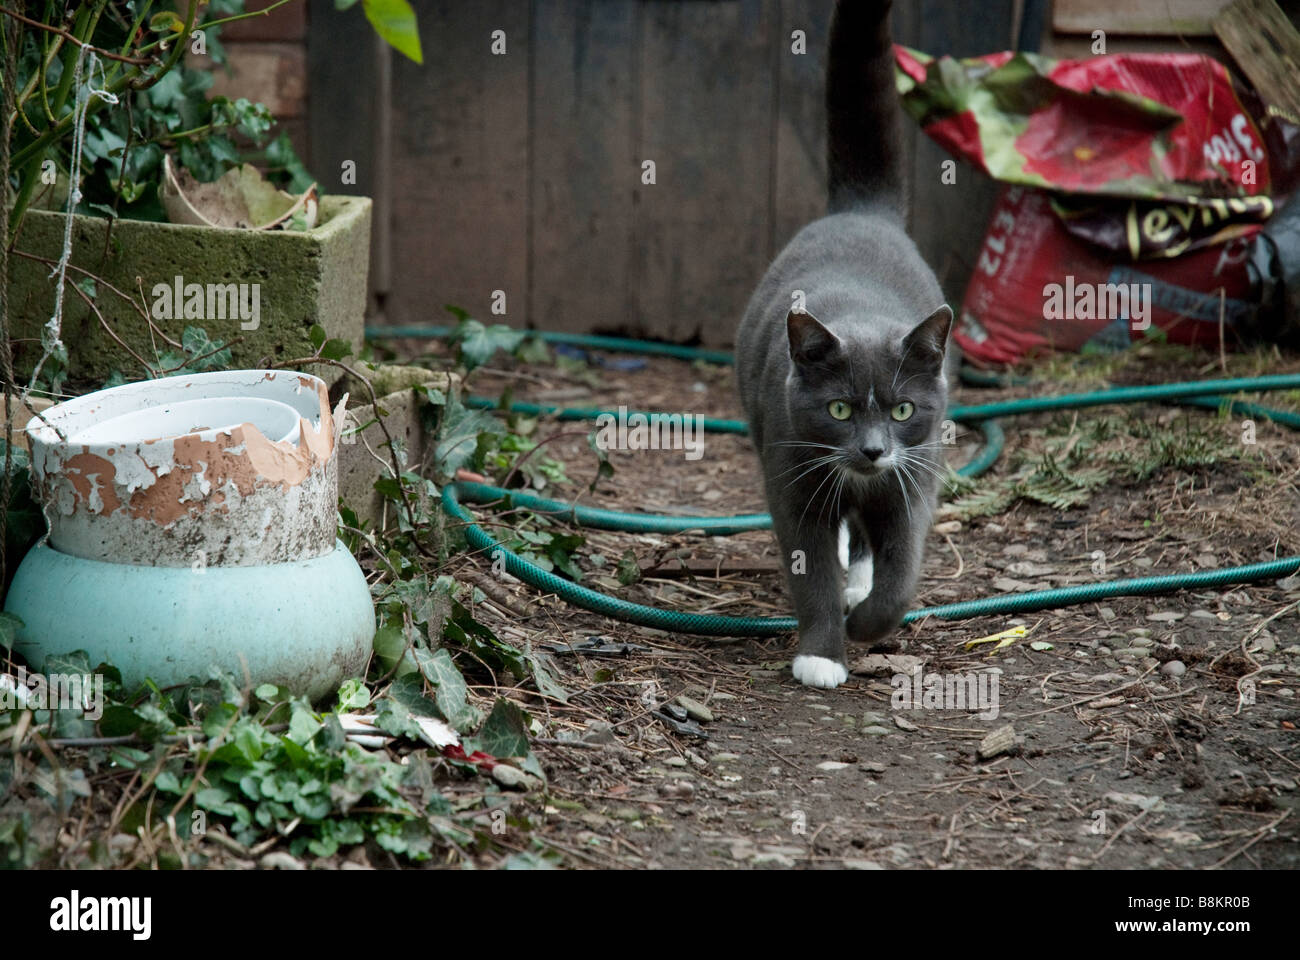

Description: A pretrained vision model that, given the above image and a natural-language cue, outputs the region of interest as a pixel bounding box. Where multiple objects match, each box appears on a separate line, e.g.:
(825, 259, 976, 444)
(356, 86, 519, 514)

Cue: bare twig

(1206, 809, 1291, 870)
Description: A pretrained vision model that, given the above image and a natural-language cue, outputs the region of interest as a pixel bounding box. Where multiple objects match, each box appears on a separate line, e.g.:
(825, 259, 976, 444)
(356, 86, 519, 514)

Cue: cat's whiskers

(895, 456, 940, 515)
(768, 440, 840, 451)
(894, 449, 946, 483)
(773, 450, 840, 475)
(817, 462, 850, 528)
(779, 453, 842, 488)
(831, 465, 852, 527)
(894, 456, 925, 500)
(891, 465, 915, 530)
(796, 454, 850, 531)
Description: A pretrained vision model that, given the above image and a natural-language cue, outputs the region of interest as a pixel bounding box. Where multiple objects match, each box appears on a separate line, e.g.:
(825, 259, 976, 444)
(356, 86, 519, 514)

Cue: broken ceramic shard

(161, 154, 319, 231)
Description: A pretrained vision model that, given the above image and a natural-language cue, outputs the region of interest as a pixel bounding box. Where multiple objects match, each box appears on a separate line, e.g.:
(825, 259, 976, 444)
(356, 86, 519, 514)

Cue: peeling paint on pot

(27, 370, 345, 566)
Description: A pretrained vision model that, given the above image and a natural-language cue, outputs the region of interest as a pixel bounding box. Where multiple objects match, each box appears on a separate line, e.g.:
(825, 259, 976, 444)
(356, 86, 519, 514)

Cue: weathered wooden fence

(309, 0, 1017, 346)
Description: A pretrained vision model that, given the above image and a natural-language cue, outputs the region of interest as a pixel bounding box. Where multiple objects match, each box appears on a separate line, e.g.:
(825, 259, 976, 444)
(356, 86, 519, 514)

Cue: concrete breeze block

(8, 195, 371, 386)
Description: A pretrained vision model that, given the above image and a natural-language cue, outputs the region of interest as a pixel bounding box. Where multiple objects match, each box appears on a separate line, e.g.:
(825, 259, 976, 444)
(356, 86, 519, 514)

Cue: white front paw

(792, 655, 849, 689)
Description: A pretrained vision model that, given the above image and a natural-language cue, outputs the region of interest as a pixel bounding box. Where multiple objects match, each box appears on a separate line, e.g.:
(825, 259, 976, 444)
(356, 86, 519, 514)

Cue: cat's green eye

(828, 400, 852, 421)
(891, 401, 914, 422)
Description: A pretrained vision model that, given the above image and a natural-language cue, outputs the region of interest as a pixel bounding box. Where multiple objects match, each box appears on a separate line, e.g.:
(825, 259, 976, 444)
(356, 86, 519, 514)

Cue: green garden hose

(442, 484, 1300, 635)
(366, 325, 1300, 637)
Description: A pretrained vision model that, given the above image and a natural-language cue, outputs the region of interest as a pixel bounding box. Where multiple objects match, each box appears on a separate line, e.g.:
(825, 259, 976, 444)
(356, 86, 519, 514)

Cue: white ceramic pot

(26, 370, 341, 566)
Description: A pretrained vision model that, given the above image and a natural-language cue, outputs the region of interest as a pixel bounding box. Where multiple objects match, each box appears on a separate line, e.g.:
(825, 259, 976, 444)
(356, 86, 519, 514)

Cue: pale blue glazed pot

(5, 540, 373, 701)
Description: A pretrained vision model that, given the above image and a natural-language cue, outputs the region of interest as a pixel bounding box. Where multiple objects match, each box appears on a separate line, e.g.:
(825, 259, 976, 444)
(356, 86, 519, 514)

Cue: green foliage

(616, 548, 642, 586)
(515, 336, 551, 365)
(8, 0, 423, 231)
(488, 513, 586, 582)
(1019, 455, 1111, 510)
(434, 399, 504, 476)
(943, 483, 1017, 521)
(0, 655, 542, 867)
(154, 326, 233, 376)
(309, 323, 353, 361)
(1107, 414, 1235, 482)
(483, 428, 570, 491)
(358, 0, 424, 65)
(944, 404, 1242, 521)
(465, 699, 530, 759)
(12, 3, 311, 224)
(448, 311, 527, 373)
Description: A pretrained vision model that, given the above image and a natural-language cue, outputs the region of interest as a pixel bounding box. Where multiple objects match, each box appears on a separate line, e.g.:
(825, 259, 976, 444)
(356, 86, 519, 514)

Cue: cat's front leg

(845, 499, 930, 652)
(771, 510, 849, 688)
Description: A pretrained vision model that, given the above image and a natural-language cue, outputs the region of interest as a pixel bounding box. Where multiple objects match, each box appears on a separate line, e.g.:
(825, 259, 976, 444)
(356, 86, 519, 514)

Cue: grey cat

(735, 0, 954, 688)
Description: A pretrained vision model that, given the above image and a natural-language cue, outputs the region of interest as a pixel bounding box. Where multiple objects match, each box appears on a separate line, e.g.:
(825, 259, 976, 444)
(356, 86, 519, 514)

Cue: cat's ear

(901, 304, 953, 368)
(787, 310, 841, 366)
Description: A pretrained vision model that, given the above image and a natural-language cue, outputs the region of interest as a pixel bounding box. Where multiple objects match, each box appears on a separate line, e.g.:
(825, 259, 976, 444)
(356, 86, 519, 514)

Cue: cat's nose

(862, 446, 885, 463)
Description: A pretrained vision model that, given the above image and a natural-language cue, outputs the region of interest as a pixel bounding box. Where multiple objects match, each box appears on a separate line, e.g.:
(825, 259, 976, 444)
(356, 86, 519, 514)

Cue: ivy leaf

(526, 651, 569, 704)
(228, 97, 273, 143)
(155, 770, 183, 794)
(371, 620, 410, 676)
(44, 650, 92, 677)
(362, 0, 423, 64)
(468, 699, 530, 760)
(287, 703, 322, 745)
(453, 319, 526, 372)
(514, 336, 550, 365)
(375, 675, 440, 739)
(320, 338, 353, 362)
(145, 70, 186, 111)
(149, 11, 185, 34)
(336, 679, 370, 711)
(544, 532, 585, 581)
(107, 746, 153, 770)
(435, 400, 502, 476)
(617, 548, 641, 586)
(97, 704, 145, 737)
(413, 648, 480, 731)
(179, 326, 232, 372)
(264, 131, 315, 194)
(587, 433, 615, 492)
(503, 851, 559, 870)
(442, 599, 526, 676)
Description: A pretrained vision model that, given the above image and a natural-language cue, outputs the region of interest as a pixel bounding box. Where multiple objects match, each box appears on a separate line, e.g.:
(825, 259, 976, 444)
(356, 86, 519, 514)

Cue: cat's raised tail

(826, 0, 904, 218)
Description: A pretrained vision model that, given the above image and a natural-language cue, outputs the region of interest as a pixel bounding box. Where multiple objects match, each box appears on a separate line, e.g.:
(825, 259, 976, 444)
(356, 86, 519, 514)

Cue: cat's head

(783, 305, 952, 479)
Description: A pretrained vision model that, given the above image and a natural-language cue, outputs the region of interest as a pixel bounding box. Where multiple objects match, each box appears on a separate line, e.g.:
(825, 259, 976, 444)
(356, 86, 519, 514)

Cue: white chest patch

(838, 518, 874, 611)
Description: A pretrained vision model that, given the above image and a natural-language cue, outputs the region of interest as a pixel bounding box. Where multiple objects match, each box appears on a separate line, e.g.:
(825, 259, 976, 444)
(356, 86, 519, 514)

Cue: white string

(25, 49, 119, 402)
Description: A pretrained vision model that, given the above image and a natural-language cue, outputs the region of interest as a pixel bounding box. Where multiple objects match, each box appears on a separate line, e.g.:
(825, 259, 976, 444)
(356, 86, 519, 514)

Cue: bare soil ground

(8, 341, 1299, 872)
(440, 342, 1300, 869)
